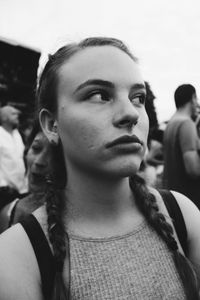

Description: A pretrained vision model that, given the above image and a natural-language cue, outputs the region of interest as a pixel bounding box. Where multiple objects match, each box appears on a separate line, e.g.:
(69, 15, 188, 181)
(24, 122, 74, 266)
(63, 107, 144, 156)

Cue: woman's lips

(30, 172, 46, 182)
(106, 135, 143, 148)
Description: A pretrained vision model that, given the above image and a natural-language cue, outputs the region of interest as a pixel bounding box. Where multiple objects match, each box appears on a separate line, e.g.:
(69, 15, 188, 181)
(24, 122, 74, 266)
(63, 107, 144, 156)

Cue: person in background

(163, 84, 200, 209)
(138, 82, 163, 187)
(0, 105, 28, 208)
(0, 37, 200, 300)
(0, 120, 51, 232)
(140, 128, 164, 188)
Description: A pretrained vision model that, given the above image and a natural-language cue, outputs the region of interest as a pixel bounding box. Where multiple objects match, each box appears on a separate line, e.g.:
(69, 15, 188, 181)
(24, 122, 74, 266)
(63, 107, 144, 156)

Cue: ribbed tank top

(68, 220, 185, 299)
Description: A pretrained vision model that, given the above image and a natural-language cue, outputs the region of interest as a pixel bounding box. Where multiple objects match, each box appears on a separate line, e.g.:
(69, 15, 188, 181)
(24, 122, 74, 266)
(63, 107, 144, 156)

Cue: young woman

(0, 37, 199, 300)
(0, 120, 51, 232)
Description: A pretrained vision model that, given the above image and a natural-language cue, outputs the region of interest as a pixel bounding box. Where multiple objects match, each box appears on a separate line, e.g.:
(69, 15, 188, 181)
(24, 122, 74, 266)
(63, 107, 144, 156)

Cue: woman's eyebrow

(74, 80, 146, 94)
(130, 83, 146, 91)
(74, 79, 114, 93)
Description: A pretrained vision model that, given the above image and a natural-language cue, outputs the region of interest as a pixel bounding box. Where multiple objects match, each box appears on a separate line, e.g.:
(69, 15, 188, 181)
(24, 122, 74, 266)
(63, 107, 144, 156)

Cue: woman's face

(56, 45, 149, 178)
(26, 132, 51, 192)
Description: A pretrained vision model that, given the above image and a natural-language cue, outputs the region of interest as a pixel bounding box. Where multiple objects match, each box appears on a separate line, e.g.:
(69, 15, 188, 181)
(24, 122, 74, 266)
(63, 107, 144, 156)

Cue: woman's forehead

(58, 46, 144, 91)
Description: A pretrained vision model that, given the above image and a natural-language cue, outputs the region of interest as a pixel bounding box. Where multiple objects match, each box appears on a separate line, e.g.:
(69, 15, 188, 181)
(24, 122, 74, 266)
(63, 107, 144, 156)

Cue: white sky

(0, 0, 200, 123)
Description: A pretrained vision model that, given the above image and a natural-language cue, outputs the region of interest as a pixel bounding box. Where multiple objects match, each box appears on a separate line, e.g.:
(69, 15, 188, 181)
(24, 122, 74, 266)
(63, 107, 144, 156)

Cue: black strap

(20, 214, 56, 299)
(158, 189, 188, 256)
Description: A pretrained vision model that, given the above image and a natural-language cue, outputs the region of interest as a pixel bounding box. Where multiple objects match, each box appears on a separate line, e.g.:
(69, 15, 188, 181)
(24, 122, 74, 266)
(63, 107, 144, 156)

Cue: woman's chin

(29, 181, 46, 193)
(118, 166, 140, 178)
(104, 160, 142, 179)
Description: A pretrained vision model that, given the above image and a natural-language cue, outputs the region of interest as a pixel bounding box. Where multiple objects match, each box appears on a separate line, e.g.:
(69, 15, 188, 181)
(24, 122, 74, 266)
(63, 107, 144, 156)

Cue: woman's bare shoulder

(150, 188, 200, 269)
(170, 191, 200, 261)
(0, 223, 44, 300)
(170, 191, 200, 241)
(147, 187, 186, 254)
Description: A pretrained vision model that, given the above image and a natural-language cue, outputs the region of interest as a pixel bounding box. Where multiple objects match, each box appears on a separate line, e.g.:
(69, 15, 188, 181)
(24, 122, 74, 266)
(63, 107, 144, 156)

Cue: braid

(45, 179, 69, 300)
(45, 142, 69, 300)
(130, 174, 200, 300)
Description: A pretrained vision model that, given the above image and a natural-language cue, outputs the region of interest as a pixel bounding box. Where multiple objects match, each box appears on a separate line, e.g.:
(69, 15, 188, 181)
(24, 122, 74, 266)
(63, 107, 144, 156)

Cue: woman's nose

(34, 154, 48, 168)
(112, 97, 139, 129)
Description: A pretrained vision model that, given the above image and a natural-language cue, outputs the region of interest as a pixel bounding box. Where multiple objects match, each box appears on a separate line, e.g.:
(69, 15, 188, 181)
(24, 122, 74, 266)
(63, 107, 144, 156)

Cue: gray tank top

(69, 220, 185, 299)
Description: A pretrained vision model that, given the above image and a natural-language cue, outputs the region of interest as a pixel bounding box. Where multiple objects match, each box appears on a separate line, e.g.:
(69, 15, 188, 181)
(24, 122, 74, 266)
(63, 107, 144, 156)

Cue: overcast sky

(0, 0, 200, 123)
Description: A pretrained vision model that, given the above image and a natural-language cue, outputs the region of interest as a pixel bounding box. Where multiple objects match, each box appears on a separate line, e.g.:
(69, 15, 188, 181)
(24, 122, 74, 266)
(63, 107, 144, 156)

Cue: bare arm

(0, 224, 44, 300)
(179, 120, 200, 177)
(183, 150, 200, 177)
(171, 191, 200, 277)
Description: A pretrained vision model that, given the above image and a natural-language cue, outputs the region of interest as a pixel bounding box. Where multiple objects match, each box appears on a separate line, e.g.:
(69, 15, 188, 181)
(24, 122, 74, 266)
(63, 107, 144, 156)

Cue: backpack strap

(20, 214, 56, 299)
(158, 189, 188, 256)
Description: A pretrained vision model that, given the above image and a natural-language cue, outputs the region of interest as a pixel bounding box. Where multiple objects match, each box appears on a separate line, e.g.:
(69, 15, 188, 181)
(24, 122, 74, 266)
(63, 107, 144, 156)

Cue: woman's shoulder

(150, 188, 200, 265)
(170, 191, 200, 275)
(170, 191, 200, 246)
(146, 187, 187, 254)
(0, 221, 44, 299)
(149, 187, 200, 237)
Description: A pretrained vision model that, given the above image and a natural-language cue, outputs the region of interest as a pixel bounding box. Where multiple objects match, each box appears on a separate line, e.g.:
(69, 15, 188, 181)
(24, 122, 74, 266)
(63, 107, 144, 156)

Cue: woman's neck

(63, 169, 142, 237)
(67, 166, 133, 207)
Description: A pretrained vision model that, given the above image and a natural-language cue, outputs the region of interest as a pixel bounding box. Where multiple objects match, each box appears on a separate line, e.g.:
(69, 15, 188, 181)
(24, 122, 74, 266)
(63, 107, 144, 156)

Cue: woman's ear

(39, 109, 59, 145)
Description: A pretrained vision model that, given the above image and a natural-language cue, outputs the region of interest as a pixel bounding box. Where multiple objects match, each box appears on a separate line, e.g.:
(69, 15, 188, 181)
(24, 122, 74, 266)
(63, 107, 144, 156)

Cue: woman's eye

(87, 91, 110, 102)
(131, 94, 146, 106)
(31, 145, 42, 153)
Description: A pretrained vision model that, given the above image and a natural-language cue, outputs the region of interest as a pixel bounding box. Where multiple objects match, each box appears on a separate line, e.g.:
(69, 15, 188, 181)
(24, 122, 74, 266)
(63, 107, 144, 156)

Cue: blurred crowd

(141, 83, 200, 210)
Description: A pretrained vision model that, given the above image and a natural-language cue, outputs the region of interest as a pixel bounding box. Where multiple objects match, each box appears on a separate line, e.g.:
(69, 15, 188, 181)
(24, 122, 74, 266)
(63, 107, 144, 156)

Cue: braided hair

(36, 37, 200, 299)
(44, 140, 69, 300)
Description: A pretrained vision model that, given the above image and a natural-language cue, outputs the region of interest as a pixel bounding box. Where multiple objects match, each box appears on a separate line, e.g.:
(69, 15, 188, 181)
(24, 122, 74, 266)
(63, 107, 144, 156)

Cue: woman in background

(0, 120, 51, 232)
(0, 37, 199, 300)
